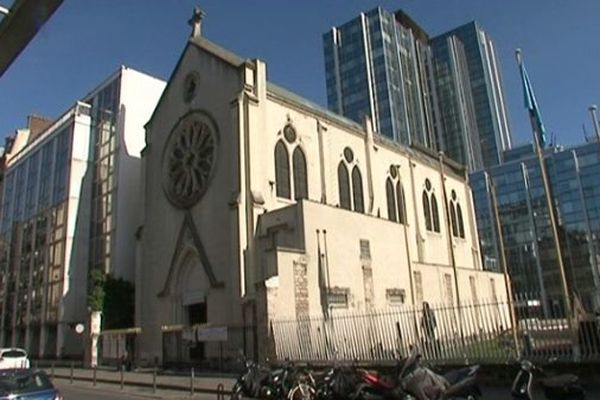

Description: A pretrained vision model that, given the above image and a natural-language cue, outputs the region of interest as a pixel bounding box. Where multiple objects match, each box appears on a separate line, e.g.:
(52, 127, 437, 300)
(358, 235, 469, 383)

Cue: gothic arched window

(450, 202, 458, 237)
(386, 178, 397, 222)
(457, 204, 465, 238)
(396, 181, 406, 224)
(338, 162, 351, 210)
(292, 147, 308, 200)
(422, 191, 432, 231)
(275, 140, 290, 199)
(352, 166, 364, 213)
(431, 193, 440, 233)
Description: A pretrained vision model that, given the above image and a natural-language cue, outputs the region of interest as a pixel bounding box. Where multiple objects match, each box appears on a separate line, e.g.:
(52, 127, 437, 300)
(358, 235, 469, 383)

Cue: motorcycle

(511, 360, 585, 400)
(316, 363, 362, 400)
(352, 360, 410, 400)
(230, 356, 271, 399)
(399, 349, 482, 400)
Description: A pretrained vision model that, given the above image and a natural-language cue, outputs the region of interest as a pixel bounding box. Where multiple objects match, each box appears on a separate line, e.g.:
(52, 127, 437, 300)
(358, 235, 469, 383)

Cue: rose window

(162, 111, 217, 208)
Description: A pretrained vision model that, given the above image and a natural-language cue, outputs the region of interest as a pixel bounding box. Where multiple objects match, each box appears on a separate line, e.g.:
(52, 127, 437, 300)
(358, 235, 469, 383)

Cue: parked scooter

(352, 359, 410, 400)
(230, 356, 271, 399)
(316, 363, 362, 400)
(511, 360, 585, 400)
(399, 349, 482, 400)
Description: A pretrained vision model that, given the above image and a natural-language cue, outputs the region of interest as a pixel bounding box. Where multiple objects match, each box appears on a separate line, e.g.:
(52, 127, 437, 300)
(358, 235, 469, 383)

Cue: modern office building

(471, 141, 600, 313)
(323, 7, 436, 148)
(323, 7, 512, 171)
(0, 67, 165, 358)
(431, 22, 512, 171)
(137, 12, 508, 365)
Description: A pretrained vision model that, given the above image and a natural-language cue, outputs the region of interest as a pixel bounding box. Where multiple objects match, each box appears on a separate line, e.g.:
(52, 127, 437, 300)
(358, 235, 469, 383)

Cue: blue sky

(1, 0, 599, 147)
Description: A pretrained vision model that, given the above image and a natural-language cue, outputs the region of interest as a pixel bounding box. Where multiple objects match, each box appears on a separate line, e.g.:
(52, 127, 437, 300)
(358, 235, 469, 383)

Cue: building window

(422, 191, 432, 231)
(456, 204, 465, 238)
(338, 162, 351, 210)
(396, 181, 406, 224)
(275, 123, 308, 201)
(292, 147, 308, 200)
(431, 193, 440, 233)
(275, 140, 290, 198)
(423, 179, 440, 232)
(450, 202, 458, 237)
(337, 147, 364, 213)
(448, 190, 465, 238)
(385, 166, 406, 224)
(352, 166, 364, 213)
(386, 178, 397, 222)
(414, 271, 423, 304)
(469, 276, 478, 304)
(360, 239, 371, 259)
(443, 273, 453, 306)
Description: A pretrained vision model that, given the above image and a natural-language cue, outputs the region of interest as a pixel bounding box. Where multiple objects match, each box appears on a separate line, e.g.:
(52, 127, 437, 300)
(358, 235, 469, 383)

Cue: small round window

(343, 147, 354, 163)
(425, 178, 432, 191)
(389, 165, 398, 179)
(451, 190, 457, 201)
(283, 124, 297, 143)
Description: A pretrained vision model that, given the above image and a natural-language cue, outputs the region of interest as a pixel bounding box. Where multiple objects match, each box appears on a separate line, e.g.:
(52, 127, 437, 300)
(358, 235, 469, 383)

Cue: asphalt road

(54, 379, 598, 400)
(54, 379, 219, 399)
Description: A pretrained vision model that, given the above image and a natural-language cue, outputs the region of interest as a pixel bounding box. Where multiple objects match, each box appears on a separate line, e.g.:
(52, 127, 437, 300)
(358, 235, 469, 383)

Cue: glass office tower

(323, 7, 436, 148)
(324, 9, 512, 171)
(432, 22, 512, 171)
(472, 142, 600, 311)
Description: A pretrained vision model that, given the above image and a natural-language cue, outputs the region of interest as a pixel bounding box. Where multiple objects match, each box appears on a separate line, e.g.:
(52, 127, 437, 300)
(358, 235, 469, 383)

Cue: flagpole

(515, 49, 573, 323)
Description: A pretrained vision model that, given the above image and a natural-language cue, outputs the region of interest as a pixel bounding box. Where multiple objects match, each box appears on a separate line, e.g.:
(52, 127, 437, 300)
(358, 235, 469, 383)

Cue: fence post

(152, 365, 157, 393)
(120, 364, 124, 390)
(51, 362, 55, 379)
(190, 367, 195, 396)
(70, 361, 74, 384)
(93, 367, 97, 386)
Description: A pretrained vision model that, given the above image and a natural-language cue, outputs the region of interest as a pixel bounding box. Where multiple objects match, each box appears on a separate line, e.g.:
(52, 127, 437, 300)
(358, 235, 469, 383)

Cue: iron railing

(271, 295, 600, 364)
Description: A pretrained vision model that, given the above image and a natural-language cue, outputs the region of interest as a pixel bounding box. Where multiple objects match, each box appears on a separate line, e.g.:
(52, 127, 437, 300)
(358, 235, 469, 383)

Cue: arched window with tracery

(275, 140, 290, 199)
(450, 202, 458, 237)
(386, 178, 397, 222)
(422, 191, 432, 231)
(352, 166, 364, 213)
(396, 181, 406, 224)
(292, 147, 308, 200)
(274, 123, 308, 201)
(457, 204, 465, 238)
(431, 193, 440, 233)
(338, 162, 351, 210)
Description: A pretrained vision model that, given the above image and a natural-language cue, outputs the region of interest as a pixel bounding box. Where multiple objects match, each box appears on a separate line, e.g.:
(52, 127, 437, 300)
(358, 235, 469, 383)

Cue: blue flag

(519, 62, 547, 147)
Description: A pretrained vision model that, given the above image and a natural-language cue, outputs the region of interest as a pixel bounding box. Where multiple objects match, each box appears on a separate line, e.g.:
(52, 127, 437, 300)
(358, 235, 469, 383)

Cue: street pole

(516, 49, 573, 328)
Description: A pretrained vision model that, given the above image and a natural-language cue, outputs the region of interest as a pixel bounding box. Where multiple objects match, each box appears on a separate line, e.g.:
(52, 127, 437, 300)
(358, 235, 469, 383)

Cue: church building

(136, 10, 508, 364)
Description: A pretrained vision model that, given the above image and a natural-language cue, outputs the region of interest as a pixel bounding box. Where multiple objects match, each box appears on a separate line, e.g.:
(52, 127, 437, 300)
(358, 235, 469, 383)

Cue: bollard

(120, 364, 124, 390)
(51, 362, 55, 379)
(93, 367, 97, 387)
(216, 383, 225, 400)
(190, 367, 195, 396)
(152, 365, 157, 393)
(70, 361, 74, 384)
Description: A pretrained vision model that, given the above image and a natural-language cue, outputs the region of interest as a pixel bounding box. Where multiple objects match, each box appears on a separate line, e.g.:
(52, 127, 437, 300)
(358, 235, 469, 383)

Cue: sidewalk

(45, 366, 236, 396)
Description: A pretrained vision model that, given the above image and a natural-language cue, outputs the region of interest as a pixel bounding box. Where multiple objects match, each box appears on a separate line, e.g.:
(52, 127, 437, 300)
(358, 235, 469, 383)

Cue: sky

(1, 0, 599, 148)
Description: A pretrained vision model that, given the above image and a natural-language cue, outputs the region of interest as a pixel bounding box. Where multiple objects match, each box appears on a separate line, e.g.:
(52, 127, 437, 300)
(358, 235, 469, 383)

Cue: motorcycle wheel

(288, 383, 316, 400)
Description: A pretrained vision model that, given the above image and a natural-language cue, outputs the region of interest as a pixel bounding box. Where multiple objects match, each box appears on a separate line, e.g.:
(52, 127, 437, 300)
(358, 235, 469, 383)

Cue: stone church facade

(136, 14, 508, 364)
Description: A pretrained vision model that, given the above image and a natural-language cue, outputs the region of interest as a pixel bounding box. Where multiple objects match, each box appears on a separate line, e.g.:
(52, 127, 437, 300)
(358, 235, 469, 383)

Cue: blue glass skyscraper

(323, 8, 512, 171)
(323, 7, 436, 149)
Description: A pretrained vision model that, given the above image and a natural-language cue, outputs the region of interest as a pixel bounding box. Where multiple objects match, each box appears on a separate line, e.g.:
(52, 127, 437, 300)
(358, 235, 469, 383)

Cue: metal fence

(271, 295, 600, 365)
(161, 324, 255, 371)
